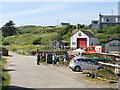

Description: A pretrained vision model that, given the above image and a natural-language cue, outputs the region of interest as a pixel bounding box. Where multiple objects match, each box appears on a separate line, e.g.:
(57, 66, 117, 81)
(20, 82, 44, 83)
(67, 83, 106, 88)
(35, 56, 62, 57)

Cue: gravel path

(6, 51, 117, 89)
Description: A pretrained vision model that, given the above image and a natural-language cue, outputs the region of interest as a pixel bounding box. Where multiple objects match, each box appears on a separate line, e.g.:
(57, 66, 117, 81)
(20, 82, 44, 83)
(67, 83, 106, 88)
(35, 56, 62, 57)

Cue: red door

(77, 38, 87, 48)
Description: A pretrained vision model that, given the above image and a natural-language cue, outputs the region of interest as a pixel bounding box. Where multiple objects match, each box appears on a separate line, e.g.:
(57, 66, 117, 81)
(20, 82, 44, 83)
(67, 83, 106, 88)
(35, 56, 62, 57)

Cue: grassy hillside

(3, 33, 57, 45)
(2, 25, 72, 52)
(90, 26, 120, 45)
(2, 25, 120, 53)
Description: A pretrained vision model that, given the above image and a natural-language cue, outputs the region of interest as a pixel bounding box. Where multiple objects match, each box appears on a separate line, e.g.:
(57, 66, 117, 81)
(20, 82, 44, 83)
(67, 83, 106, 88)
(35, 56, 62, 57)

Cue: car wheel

(75, 66, 81, 72)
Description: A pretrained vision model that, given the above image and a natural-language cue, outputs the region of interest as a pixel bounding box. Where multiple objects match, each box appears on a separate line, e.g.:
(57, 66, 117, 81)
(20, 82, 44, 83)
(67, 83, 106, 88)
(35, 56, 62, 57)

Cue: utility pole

(112, 10, 113, 15)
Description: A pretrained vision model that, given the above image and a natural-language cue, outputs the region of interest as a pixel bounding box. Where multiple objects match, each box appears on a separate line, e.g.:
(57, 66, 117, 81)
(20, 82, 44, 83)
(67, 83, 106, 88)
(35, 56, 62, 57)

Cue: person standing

(63, 54, 66, 65)
(46, 53, 48, 64)
(52, 53, 55, 66)
(37, 53, 40, 65)
(56, 53, 60, 67)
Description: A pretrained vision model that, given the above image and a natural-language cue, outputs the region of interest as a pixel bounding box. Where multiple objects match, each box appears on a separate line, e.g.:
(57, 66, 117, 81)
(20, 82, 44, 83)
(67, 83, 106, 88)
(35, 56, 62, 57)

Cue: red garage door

(77, 38, 87, 48)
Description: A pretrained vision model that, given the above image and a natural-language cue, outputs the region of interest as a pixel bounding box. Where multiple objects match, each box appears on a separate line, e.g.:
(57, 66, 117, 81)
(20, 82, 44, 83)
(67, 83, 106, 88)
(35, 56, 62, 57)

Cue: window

(93, 21, 98, 24)
(109, 43, 120, 46)
(72, 42, 76, 45)
(109, 43, 114, 46)
(102, 17, 106, 22)
(78, 33, 82, 36)
(116, 18, 120, 22)
(106, 19, 109, 22)
(89, 47, 95, 50)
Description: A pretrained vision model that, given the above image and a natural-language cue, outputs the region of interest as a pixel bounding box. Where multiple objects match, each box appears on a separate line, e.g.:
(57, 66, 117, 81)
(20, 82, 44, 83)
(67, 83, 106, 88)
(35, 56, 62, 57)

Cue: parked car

(69, 57, 103, 72)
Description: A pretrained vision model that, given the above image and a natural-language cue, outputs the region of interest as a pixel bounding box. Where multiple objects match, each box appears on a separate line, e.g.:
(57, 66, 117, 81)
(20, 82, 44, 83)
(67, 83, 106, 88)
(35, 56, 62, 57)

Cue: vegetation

(95, 67, 118, 80)
(0, 58, 10, 87)
(2, 20, 17, 37)
(91, 26, 120, 45)
(2, 20, 120, 55)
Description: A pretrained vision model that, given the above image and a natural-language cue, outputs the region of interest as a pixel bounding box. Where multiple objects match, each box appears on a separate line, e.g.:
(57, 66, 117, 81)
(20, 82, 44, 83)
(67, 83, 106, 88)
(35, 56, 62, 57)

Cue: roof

(100, 14, 120, 17)
(81, 30, 96, 38)
(61, 22, 70, 25)
(58, 40, 68, 44)
(53, 40, 68, 44)
(107, 38, 120, 43)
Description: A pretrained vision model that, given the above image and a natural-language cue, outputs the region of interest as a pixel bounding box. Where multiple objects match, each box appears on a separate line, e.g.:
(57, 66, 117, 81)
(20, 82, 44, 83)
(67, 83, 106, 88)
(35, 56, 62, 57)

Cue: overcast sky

(0, 0, 119, 27)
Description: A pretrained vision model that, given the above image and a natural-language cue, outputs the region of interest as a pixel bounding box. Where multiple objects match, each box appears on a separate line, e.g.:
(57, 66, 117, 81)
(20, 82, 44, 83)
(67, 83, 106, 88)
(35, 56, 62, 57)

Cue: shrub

(97, 30, 104, 33)
(32, 37, 42, 45)
(2, 40, 9, 45)
(2, 47, 9, 56)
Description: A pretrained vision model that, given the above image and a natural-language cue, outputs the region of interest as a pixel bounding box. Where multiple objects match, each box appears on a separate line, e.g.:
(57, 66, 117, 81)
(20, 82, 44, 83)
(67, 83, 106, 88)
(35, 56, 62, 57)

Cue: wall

(105, 40, 120, 53)
(89, 38, 98, 46)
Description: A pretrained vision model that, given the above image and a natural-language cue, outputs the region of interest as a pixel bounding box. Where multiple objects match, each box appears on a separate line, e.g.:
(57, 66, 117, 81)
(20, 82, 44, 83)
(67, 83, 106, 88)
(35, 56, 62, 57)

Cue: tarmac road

(6, 52, 117, 89)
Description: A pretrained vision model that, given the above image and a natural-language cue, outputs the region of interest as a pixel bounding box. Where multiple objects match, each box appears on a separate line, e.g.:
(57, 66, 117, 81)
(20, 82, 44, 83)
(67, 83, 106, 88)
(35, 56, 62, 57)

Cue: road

(6, 52, 117, 89)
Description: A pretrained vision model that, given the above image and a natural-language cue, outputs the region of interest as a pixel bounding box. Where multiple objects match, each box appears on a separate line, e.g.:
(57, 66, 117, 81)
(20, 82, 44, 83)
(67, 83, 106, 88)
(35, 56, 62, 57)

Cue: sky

(0, 1, 119, 27)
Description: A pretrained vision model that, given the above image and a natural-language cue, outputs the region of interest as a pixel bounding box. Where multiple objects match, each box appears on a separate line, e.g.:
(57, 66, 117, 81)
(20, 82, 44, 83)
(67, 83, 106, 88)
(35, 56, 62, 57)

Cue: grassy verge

(83, 68, 118, 88)
(83, 75, 117, 88)
(0, 58, 11, 89)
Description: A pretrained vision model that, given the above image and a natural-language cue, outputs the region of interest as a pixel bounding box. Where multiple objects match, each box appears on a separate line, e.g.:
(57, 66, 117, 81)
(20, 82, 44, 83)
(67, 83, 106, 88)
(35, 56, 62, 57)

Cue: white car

(69, 57, 102, 72)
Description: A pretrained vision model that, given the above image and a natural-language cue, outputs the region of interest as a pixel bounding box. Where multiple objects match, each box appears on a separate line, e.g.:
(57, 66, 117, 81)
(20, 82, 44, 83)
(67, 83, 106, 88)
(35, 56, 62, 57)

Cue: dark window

(106, 19, 109, 22)
(72, 42, 76, 45)
(91, 43, 93, 46)
(93, 21, 98, 24)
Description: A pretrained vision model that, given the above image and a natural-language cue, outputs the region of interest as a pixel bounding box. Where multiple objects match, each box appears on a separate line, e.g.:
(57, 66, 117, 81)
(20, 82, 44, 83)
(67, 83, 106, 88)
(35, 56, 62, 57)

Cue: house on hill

(105, 38, 120, 53)
(60, 22, 70, 27)
(70, 30, 98, 49)
(91, 13, 120, 30)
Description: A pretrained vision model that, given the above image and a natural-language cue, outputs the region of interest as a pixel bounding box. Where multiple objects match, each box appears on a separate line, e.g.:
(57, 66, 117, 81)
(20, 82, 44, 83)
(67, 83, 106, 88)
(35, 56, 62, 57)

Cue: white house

(70, 30, 98, 49)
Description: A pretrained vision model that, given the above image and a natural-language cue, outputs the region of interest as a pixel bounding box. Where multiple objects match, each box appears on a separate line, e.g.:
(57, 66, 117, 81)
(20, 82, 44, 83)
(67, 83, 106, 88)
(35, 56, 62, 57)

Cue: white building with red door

(70, 30, 98, 49)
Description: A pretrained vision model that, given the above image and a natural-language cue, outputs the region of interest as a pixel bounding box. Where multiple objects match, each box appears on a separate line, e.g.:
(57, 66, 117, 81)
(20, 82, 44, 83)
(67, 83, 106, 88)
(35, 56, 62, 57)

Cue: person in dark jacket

(37, 53, 41, 65)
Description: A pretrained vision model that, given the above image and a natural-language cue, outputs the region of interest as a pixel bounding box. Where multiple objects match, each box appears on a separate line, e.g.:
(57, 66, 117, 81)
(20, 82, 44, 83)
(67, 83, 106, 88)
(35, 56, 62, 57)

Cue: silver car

(69, 57, 102, 72)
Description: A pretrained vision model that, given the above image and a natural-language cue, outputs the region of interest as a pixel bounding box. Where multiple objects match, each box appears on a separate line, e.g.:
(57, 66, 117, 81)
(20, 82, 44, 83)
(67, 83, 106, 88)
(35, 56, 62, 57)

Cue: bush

(32, 37, 42, 45)
(2, 47, 9, 56)
(2, 40, 9, 45)
(96, 69, 118, 80)
(97, 30, 104, 33)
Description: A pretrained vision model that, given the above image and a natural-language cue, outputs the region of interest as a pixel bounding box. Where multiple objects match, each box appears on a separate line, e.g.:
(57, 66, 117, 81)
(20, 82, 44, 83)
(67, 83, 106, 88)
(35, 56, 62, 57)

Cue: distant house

(105, 38, 120, 53)
(52, 40, 68, 50)
(60, 22, 70, 27)
(71, 30, 98, 49)
(91, 13, 120, 30)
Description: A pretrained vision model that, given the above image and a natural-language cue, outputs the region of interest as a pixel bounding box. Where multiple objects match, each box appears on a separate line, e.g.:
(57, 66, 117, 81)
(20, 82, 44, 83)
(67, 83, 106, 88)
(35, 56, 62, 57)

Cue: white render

(70, 30, 98, 49)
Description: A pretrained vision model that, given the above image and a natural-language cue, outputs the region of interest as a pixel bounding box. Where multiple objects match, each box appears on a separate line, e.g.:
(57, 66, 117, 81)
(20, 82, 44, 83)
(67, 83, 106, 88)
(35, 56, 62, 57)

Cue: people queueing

(35, 50, 71, 67)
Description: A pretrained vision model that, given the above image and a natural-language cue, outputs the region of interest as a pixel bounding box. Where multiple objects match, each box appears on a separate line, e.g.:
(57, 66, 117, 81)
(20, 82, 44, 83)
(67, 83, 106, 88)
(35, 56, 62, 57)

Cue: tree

(2, 20, 16, 37)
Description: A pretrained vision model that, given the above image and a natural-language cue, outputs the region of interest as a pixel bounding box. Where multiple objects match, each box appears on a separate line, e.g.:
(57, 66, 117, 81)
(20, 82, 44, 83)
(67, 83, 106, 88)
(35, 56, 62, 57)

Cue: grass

(83, 75, 117, 88)
(0, 58, 10, 88)
(4, 32, 57, 45)
(83, 67, 118, 88)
